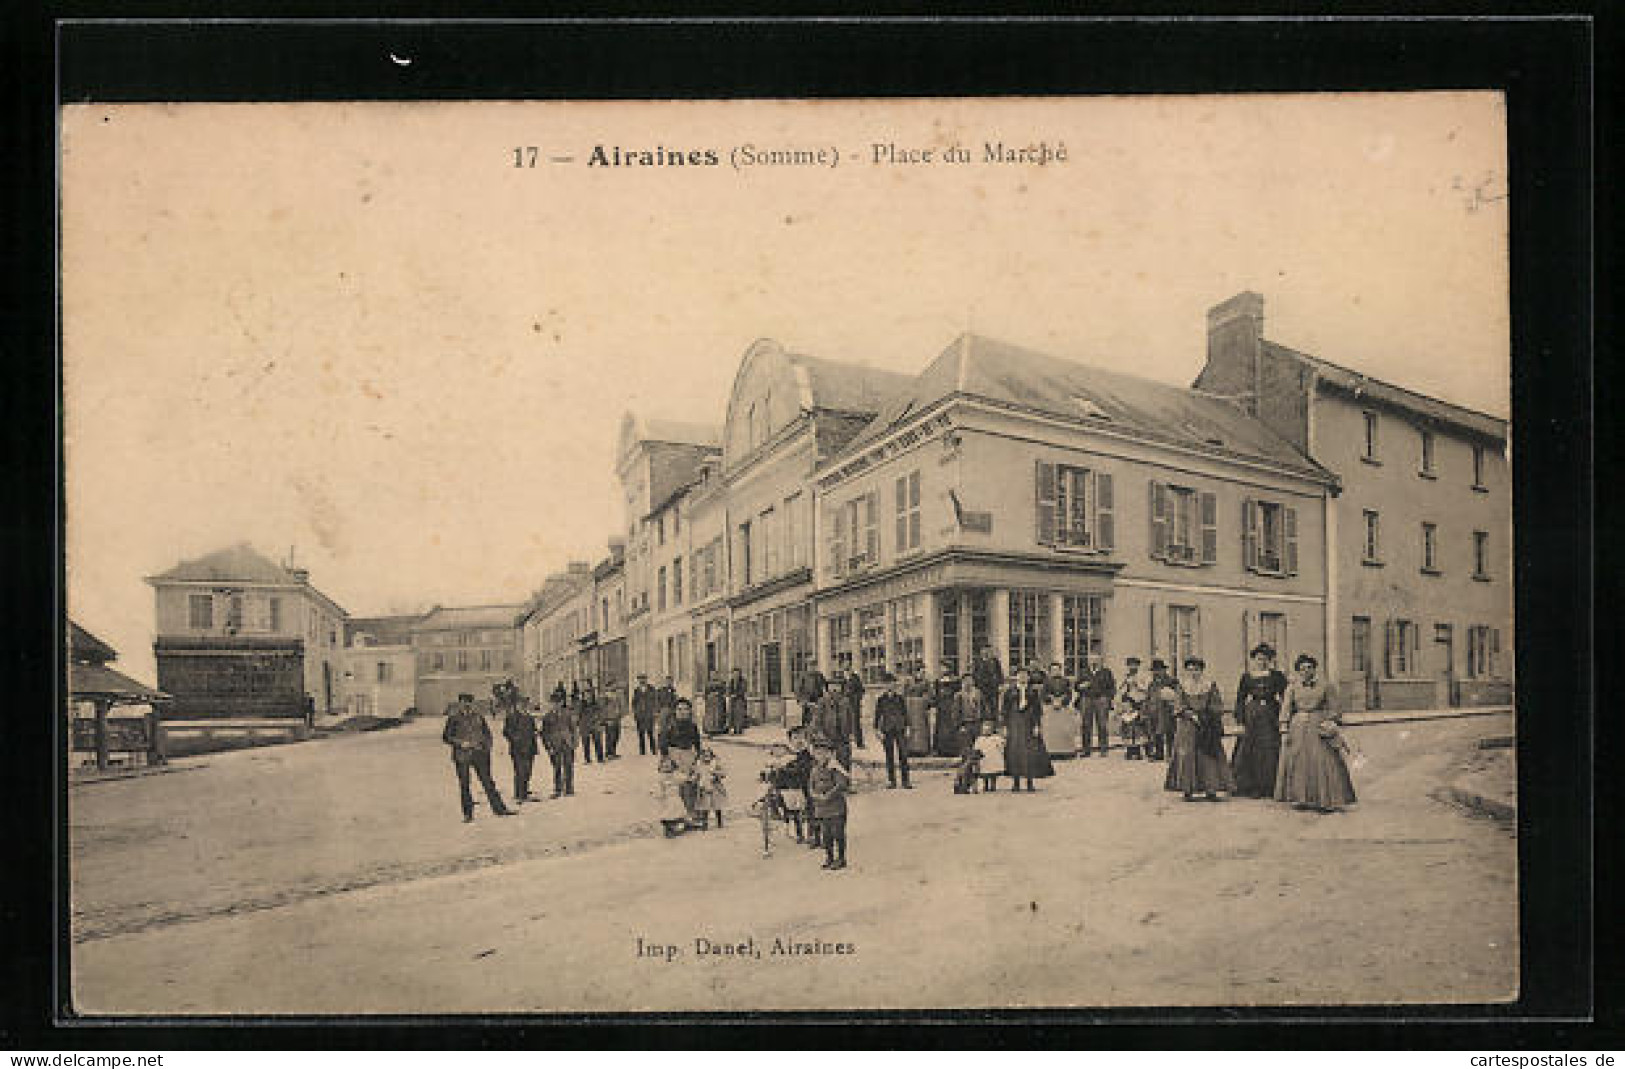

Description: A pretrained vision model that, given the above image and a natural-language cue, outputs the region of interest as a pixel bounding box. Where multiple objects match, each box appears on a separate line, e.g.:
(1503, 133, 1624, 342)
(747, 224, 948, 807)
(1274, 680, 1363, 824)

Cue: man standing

(973, 648, 1005, 713)
(577, 682, 604, 764)
(1078, 652, 1116, 757)
(796, 664, 828, 730)
(874, 672, 912, 789)
(813, 685, 853, 772)
(602, 683, 626, 759)
(631, 673, 659, 755)
(843, 669, 867, 750)
(655, 675, 679, 754)
(540, 694, 578, 797)
(502, 695, 540, 802)
(442, 692, 514, 823)
(726, 666, 749, 735)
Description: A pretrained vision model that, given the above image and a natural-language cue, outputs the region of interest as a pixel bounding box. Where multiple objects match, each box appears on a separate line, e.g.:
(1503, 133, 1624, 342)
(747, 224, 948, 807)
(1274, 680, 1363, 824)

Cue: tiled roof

(1263, 341, 1508, 443)
(69, 620, 119, 665)
(345, 614, 424, 646)
(411, 604, 526, 632)
(787, 351, 915, 416)
(150, 543, 300, 585)
(832, 333, 1332, 479)
(69, 662, 169, 704)
(639, 417, 723, 449)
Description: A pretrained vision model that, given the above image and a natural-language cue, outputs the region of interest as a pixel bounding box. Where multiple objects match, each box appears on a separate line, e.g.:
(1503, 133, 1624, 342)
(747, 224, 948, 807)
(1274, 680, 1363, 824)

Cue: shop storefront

(730, 598, 813, 724)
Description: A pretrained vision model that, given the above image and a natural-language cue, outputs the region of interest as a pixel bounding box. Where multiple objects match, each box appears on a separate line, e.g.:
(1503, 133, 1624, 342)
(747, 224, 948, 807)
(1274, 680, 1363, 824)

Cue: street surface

(70, 712, 1516, 1013)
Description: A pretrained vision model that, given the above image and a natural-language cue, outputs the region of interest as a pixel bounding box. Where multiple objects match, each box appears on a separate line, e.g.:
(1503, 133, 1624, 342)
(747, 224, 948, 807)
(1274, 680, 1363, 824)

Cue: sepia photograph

(61, 92, 1519, 1016)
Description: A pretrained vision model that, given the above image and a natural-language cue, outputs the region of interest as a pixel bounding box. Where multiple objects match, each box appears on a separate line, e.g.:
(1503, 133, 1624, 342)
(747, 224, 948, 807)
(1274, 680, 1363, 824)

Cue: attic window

(1072, 396, 1112, 421)
(1205, 436, 1225, 446)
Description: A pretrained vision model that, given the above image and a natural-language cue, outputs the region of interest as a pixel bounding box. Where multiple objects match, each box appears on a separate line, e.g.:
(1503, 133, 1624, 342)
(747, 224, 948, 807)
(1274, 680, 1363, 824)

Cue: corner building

(813, 334, 1339, 688)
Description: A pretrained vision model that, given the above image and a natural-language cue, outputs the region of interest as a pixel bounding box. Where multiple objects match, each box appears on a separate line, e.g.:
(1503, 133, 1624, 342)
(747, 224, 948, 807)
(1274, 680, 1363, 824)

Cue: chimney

(1205, 291, 1265, 416)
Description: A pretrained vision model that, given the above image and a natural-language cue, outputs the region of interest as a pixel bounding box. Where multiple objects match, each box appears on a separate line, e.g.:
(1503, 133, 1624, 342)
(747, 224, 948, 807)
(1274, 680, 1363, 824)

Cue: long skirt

(905, 697, 933, 757)
(1003, 710, 1055, 780)
(932, 706, 963, 756)
(702, 692, 728, 734)
(1165, 718, 1235, 794)
(1230, 709, 1282, 797)
(1041, 698, 1081, 756)
(1275, 717, 1358, 809)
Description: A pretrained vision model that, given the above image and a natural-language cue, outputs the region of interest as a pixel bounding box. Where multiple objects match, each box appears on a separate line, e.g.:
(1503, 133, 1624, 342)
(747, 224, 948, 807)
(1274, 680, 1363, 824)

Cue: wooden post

(94, 699, 110, 772)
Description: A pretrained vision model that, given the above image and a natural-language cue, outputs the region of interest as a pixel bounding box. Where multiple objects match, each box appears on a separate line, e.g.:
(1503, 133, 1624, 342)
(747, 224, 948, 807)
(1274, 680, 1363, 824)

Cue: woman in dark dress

(1000, 669, 1055, 792)
(1230, 644, 1290, 798)
(1164, 656, 1235, 801)
(702, 675, 728, 735)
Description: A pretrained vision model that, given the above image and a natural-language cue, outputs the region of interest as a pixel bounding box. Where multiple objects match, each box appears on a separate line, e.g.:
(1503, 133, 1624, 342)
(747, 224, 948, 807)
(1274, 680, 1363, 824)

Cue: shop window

(890, 595, 925, 677)
(895, 470, 922, 553)
(939, 597, 961, 678)
(1242, 498, 1298, 575)
(829, 613, 854, 674)
(1007, 591, 1052, 675)
(1149, 481, 1215, 565)
(188, 594, 213, 630)
(859, 607, 887, 683)
(1061, 595, 1104, 679)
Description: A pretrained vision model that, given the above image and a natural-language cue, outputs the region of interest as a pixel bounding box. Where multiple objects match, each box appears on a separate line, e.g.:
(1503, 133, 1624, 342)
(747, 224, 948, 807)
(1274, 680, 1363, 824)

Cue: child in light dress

(692, 747, 728, 829)
(655, 755, 689, 837)
(973, 721, 1006, 793)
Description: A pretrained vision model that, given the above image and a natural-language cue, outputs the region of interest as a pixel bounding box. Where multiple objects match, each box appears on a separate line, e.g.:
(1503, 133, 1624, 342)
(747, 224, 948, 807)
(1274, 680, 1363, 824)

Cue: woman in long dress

(1164, 657, 1235, 801)
(1230, 644, 1290, 797)
(1275, 653, 1357, 812)
(1000, 669, 1055, 792)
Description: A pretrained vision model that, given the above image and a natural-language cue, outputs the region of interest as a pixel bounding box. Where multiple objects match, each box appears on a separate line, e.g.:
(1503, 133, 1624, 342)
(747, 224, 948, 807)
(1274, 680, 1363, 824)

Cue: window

(480, 649, 494, 671)
(890, 596, 925, 677)
(1473, 530, 1491, 580)
(1168, 605, 1200, 670)
(1150, 481, 1215, 565)
(1421, 522, 1440, 573)
(1362, 510, 1382, 564)
(859, 607, 887, 683)
(602, 598, 610, 629)
(226, 595, 244, 632)
(1257, 612, 1287, 661)
(672, 559, 683, 606)
(1007, 591, 1052, 674)
(1362, 411, 1380, 462)
(1061, 595, 1104, 679)
(456, 650, 469, 673)
(939, 596, 961, 678)
(1472, 444, 1487, 490)
(1242, 499, 1299, 575)
(267, 597, 282, 632)
(1467, 626, 1501, 678)
(502, 650, 512, 671)
(738, 522, 753, 586)
(1420, 430, 1436, 476)
(784, 493, 806, 570)
(760, 507, 778, 578)
(656, 565, 668, 612)
(834, 493, 880, 574)
(430, 651, 445, 672)
(829, 613, 855, 673)
(673, 509, 681, 537)
(188, 594, 213, 629)
(657, 515, 665, 546)
(1386, 619, 1418, 677)
(373, 661, 390, 684)
(1351, 616, 1372, 674)
(1037, 462, 1114, 551)
(895, 470, 922, 553)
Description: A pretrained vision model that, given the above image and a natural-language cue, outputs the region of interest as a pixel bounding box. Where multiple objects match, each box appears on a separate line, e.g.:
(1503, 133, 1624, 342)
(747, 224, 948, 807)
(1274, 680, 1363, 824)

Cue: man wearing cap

(806, 737, 852, 871)
(842, 669, 867, 750)
(873, 672, 913, 789)
(442, 692, 515, 822)
(813, 684, 853, 771)
(1078, 652, 1117, 757)
(501, 692, 541, 802)
(631, 673, 659, 756)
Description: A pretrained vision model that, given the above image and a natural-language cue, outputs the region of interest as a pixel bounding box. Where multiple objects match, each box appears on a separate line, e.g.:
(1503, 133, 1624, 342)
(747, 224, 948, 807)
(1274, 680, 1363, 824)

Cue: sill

(1360, 456, 1382, 467)
(1418, 470, 1437, 481)
(1420, 568, 1442, 577)
(1472, 574, 1492, 583)
(1471, 484, 1489, 494)
(1361, 558, 1385, 568)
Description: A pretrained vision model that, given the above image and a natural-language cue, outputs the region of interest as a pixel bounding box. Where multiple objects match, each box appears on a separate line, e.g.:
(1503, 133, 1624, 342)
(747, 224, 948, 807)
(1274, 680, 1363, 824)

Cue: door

(1168, 606, 1199, 676)
(322, 662, 333, 713)
(1350, 616, 1375, 711)
(762, 642, 783, 697)
(1434, 624, 1458, 707)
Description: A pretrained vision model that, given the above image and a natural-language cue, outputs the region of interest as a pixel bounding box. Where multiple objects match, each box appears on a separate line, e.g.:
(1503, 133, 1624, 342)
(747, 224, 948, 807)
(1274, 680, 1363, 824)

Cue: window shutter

(829, 505, 846, 578)
(1384, 620, 1395, 678)
(1200, 492, 1218, 565)
(1035, 461, 1058, 546)
(895, 476, 908, 551)
(1241, 498, 1258, 572)
(1284, 506, 1300, 576)
(1491, 628, 1501, 676)
(1149, 480, 1168, 561)
(1410, 622, 1421, 675)
(1241, 609, 1253, 659)
(864, 492, 879, 562)
(1148, 603, 1159, 659)
(1095, 472, 1114, 551)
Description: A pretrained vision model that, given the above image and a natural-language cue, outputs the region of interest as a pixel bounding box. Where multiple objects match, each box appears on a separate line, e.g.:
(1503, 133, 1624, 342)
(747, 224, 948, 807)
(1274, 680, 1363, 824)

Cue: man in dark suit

(873, 673, 912, 789)
(1078, 652, 1116, 757)
(973, 648, 1005, 712)
(631, 673, 659, 755)
(796, 665, 827, 729)
(501, 696, 540, 802)
(655, 676, 679, 754)
(843, 670, 866, 750)
(442, 692, 514, 822)
(540, 695, 578, 797)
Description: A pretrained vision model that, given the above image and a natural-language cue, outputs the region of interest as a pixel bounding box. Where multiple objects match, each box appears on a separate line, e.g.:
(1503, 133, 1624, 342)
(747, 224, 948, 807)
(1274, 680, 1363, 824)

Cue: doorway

(1433, 623, 1458, 707)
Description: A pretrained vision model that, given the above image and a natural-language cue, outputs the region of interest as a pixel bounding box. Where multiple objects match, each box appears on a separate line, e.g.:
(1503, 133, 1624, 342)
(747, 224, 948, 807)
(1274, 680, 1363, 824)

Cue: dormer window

(1073, 396, 1112, 421)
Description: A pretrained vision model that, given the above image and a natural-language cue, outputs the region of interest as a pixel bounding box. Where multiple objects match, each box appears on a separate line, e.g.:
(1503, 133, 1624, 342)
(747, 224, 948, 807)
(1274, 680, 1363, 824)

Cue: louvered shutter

(1200, 492, 1218, 565)
(1148, 603, 1159, 660)
(1149, 480, 1168, 561)
(1384, 620, 1395, 678)
(895, 476, 908, 552)
(1035, 461, 1058, 546)
(864, 492, 879, 562)
(1095, 472, 1115, 551)
(1284, 506, 1300, 576)
(1241, 499, 1258, 572)
(1241, 609, 1253, 661)
(1491, 628, 1501, 676)
(829, 504, 846, 578)
(1410, 622, 1421, 676)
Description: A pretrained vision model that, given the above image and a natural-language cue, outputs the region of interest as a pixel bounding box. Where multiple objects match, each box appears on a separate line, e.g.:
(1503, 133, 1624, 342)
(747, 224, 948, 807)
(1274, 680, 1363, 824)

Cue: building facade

(410, 604, 523, 716)
(1194, 292, 1513, 709)
(341, 614, 421, 719)
(147, 543, 348, 718)
(813, 334, 1336, 690)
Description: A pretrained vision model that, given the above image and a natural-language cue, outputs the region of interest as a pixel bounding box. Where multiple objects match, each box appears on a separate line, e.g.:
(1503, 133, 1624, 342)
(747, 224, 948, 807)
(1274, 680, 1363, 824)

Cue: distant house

(146, 543, 349, 719)
(410, 604, 523, 717)
(341, 614, 422, 719)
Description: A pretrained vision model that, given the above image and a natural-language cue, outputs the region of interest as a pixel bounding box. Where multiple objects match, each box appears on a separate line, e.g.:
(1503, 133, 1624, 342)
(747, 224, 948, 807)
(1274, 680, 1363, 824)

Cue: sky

(62, 94, 1509, 683)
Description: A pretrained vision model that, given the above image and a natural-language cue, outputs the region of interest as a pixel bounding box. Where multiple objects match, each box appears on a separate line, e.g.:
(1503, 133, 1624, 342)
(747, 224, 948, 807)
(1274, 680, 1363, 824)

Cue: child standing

(692, 747, 728, 829)
(953, 737, 983, 794)
(806, 738, 851, 871)
(655, 756, 689, 837)
(787, 726, 820, 851)
(973, 721, 1006, 793)
(766, 741, 810, 843)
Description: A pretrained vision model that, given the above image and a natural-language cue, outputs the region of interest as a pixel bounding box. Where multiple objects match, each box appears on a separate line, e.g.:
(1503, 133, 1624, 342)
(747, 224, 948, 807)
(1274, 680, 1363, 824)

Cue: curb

(1344, 706, 1511, 727)
(1434, 782, 1516, 822)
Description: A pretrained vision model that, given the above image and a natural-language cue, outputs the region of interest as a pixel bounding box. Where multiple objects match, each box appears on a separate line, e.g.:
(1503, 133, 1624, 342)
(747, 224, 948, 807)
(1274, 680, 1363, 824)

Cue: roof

(345, 614, 424, 646)
(1263, 341, 1509, 443)
(69, 621, 118, 665)
(638, 417, 723, 449)
(69, 662, 169, 704)
(411, 604, 526, 633)
(150, 543, 301, 585)
(832, 333, 1332, 479)
(786, 350, 915, 416)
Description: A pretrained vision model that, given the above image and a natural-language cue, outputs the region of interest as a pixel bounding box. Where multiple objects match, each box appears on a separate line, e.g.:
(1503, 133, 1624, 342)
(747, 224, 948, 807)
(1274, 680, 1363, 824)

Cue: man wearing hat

(873, 672, 912, 789)
(1078, 651, 1116, 757)
(631, 673, 659, 756)
(806, 736, 852, 871)
(1145, 658, 1178, 761)
(501, 691, 541, 802)
(812, 683, 853, 771)
(442, 692, 515, 822)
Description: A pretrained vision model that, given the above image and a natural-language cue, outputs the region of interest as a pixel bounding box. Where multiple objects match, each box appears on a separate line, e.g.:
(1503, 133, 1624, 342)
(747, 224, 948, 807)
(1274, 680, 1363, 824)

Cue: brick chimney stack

(1204, 291, 1265, 416)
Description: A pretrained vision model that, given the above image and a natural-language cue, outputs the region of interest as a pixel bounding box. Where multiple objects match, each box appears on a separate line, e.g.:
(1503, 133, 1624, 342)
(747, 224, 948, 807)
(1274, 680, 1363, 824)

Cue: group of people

(754, 726, 852, 870)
